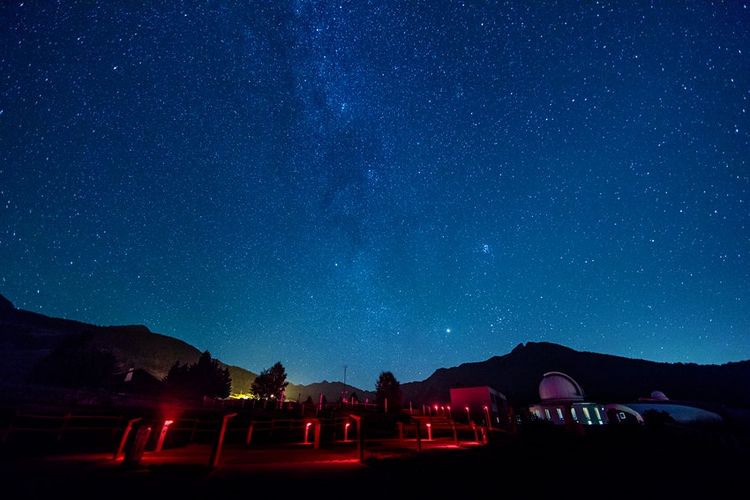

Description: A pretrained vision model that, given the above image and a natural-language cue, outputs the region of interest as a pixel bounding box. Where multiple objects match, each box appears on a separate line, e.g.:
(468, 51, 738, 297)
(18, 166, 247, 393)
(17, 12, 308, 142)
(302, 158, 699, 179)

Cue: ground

(2, 423, 747, 499)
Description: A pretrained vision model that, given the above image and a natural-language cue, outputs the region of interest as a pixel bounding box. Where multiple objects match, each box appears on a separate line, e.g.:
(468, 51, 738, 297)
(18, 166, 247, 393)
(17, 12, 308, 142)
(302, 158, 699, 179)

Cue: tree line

(31, 337, 403, 410)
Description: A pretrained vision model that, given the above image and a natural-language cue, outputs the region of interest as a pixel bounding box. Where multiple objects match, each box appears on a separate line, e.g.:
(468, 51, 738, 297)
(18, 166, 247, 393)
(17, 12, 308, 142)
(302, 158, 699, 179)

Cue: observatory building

(449, 386, 508, 427)
(528, 371, 607, 426)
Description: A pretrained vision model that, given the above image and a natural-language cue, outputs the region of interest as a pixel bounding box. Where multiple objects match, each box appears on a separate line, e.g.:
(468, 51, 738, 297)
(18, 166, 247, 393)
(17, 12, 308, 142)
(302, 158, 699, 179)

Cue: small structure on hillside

(528, 371, 607, 426)
(449, 386, 508, 427)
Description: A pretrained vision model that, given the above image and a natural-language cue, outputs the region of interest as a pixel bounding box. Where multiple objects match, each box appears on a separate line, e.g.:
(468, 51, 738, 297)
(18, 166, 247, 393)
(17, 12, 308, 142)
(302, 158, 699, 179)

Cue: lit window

(594, 407, 602, 421)
(544, 409, 551, 420)
(582, 407, 591, 420)
(570, 407, 578, 421)
(556, 408, 564, 422)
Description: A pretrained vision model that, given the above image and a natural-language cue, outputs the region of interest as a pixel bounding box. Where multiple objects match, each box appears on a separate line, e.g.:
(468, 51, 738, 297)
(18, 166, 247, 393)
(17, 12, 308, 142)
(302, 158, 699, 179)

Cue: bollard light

(304, 422, 312, 444)
(155, 419, 174, 452)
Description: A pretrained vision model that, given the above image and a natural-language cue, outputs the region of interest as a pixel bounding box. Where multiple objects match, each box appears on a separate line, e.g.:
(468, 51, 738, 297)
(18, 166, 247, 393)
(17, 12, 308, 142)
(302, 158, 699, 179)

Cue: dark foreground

(3, 423, 748, 499)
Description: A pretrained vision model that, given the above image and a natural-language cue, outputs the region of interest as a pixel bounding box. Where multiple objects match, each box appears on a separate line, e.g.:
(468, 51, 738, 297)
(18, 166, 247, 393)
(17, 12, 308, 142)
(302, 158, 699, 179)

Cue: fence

(0, 406, 490, 467)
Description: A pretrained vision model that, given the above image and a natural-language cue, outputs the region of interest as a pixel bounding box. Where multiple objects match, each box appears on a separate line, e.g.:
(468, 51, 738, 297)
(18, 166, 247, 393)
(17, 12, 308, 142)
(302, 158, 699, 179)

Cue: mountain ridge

(401, 341, 750, 407)
(3, 294, 747, 408)
(0, 293, 373, 401)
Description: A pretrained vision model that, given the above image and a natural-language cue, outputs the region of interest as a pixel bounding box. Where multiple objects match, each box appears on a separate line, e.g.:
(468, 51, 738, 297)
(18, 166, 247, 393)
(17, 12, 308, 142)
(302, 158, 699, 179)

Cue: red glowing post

(155, 419, 174, 452)
(344, 421, 351, 442)
(426, 422, 432, 441)
(483, 405, 492, 429)
(113, 417, 142, 460)
(313, 420, 321, 449)
(123, 425, 151, 467)
(209, 412, 237, 468)
(350, 414, 363, 462)
(465, 406, 471, 424)
(304, 421, 312, 444)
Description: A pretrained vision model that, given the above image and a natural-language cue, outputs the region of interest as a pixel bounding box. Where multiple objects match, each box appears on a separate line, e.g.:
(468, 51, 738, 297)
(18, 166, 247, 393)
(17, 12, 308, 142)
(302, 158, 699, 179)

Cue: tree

(251, 361, 289, 401)
(163, 351, 231, 400)
(375, 371, 402, 413)
(30, 333, 118, 390)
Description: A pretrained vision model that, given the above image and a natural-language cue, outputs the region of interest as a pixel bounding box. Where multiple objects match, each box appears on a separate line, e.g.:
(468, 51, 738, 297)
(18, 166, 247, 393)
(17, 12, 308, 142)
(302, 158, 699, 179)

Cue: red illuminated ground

(4, 427, 748, 499)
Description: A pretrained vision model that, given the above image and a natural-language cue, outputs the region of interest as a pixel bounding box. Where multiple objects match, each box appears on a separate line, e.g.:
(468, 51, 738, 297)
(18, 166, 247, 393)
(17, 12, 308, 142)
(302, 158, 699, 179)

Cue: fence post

(113, 417, 142, 460)
(313, 419, 321, 449)
(350, 415, 363, 462)
(123, 425, 151, 467)
(209, 413, 238, 468)
(155, 419, 174, 452)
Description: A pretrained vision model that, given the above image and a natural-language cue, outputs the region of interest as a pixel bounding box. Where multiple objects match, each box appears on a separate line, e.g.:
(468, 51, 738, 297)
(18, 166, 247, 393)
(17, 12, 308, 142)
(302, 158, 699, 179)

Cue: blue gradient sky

(1, 1, 748, 390)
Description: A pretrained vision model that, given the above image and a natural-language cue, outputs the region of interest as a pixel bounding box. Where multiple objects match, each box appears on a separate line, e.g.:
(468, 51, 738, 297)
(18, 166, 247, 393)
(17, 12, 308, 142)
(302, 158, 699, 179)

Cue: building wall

(529, 402, 607, 425)
(449, 386, 508, 426)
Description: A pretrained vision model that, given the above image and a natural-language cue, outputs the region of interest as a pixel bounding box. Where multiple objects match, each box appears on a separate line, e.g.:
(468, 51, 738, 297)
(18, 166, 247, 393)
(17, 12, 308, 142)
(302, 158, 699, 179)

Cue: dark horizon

(3, 291, 750, 401)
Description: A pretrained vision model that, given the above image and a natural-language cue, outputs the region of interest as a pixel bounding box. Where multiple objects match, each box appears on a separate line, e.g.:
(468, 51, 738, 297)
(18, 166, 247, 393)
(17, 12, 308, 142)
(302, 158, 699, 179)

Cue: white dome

(650, 390, 669, 401)
(538, 372, 585, 401)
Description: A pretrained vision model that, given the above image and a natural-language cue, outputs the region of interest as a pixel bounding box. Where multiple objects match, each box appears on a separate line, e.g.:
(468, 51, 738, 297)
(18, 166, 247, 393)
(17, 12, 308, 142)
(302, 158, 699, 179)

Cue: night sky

(2, 1, 748, 390)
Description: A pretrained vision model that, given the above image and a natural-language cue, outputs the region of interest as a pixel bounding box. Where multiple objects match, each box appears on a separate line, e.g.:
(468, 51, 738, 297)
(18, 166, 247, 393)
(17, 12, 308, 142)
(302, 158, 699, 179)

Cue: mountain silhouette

(0, 293, 374, 400)
(3, 294, 747, 408)
(401, 341, 750, 407)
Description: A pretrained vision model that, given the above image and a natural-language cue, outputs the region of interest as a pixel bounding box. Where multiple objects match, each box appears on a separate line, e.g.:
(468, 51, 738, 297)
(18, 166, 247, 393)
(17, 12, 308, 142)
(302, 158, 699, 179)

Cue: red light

(164, 419, 174, 426)
(306, 422, 312, 428)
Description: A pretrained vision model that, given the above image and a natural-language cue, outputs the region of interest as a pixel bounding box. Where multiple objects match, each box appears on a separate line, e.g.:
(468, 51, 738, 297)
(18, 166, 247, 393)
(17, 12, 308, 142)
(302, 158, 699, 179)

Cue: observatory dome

(650, 390, 669, 401)
(538, 371, 585, 401)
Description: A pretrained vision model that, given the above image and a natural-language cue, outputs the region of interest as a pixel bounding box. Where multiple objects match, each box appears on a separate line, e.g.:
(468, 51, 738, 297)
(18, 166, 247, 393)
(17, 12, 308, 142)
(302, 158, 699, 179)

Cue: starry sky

(1, 1, 749, 390)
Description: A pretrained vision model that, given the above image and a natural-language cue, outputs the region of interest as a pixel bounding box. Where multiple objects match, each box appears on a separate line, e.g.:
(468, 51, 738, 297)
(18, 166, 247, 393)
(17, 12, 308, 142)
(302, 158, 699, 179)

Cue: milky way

(1, 1, 748, 389)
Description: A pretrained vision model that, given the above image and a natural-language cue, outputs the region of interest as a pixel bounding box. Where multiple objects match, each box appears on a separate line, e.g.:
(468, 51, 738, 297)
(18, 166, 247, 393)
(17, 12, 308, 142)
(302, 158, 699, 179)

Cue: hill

(0, 293, 373, 400)
(4, 294, 745, 408)
(0, 294, 256, 394)
(285, 380, 375, 404)
(401, 341, 750, 407)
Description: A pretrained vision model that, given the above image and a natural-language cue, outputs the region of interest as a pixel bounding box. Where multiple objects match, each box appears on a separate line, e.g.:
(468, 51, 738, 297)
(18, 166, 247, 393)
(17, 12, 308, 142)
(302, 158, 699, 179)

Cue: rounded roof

(650, 390, 669, 401)
(538, 371, 585, 401)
